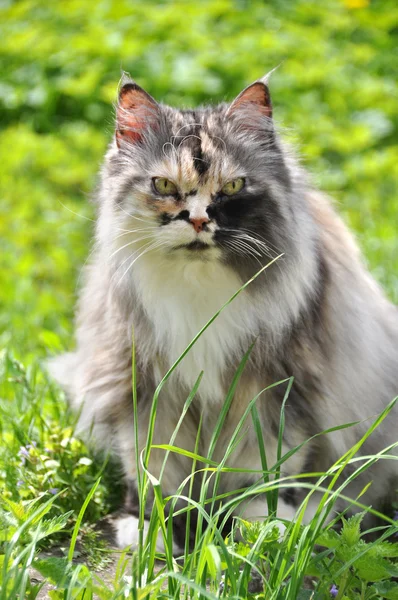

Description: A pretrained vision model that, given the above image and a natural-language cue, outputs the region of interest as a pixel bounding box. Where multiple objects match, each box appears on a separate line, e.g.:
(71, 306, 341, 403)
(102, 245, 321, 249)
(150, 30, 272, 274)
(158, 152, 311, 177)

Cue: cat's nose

(189, 216, 210, 233)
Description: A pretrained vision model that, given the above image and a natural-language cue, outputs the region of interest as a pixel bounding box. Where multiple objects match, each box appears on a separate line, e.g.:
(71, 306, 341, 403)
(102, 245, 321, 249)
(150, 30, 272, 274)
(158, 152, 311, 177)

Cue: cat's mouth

(174, 240, 211, 251)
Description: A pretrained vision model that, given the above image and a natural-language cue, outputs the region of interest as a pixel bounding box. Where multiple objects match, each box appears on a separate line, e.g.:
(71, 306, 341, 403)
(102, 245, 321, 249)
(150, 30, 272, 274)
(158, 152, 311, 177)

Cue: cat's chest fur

(133, 252, 261, 404)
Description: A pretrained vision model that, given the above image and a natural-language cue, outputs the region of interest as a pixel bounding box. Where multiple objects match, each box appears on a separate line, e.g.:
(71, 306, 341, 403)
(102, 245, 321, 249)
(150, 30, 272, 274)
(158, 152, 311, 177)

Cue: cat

(49, 74, 398, 550)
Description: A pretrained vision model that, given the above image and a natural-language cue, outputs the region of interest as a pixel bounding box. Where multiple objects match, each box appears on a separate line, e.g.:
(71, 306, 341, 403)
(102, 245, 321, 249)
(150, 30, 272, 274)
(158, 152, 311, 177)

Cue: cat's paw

(114, 515, 157, 550)
(113, 515, 185, 554)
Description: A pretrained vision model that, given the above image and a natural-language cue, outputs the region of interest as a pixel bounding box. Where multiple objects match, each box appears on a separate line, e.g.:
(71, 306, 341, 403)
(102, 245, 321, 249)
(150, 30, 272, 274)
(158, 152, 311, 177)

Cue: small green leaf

(48, 591, 65, 599)
(340, 512, 364, 547)
(34, 556, 71, 587)
(372, 541, 398, 558)
(1, 496, 26, 521)
(372, 580, 398, 600)
(355, 555, 392, 582)
(35, 511, 73, 542)
(317, 528, 341, 549)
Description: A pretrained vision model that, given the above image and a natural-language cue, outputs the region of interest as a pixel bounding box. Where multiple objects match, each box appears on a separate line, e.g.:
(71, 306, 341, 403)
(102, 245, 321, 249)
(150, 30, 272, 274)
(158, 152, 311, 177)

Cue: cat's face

(102, 78, 297, 283)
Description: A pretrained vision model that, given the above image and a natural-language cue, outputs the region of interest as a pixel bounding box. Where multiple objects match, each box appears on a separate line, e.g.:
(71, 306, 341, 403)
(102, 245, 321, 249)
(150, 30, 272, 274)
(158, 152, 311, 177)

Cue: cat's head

(98, 76, 313, 287)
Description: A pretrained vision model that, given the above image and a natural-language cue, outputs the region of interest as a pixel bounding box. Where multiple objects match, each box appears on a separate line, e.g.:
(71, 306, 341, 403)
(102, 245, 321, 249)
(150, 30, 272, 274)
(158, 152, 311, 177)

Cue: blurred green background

(1, 0, 397, 362)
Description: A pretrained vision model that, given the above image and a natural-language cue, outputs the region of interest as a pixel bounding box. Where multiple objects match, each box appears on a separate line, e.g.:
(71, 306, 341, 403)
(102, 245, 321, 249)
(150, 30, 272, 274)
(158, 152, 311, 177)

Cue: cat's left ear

(226, 80, 272, 120)
(116, 81, 160, 147)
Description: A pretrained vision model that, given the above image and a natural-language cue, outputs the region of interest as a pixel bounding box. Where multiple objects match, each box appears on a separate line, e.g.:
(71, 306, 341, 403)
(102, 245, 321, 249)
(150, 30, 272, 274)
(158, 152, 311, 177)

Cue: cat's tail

(46, 352, 78, 402)
(45, 351, 122, 446)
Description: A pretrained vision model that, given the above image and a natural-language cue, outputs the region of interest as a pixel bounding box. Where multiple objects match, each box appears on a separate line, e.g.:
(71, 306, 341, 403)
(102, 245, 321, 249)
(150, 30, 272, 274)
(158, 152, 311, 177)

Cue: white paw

(114, 515, 163, 551)
(114, 515, 186, 554)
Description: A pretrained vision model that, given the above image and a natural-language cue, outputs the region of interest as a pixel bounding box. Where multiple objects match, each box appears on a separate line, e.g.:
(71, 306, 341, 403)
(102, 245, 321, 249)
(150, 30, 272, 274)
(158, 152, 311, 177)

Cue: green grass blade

(67, 478, 101, 563)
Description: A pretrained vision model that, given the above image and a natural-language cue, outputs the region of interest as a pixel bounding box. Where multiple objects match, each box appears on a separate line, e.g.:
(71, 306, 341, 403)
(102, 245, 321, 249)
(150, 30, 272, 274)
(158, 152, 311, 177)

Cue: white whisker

(221, 237, 264, 269)
(113, 227, 157, 241)
(58, 200, 95, 222)
(110, 239, 156, 287)
(116, 204, 154, 225)
(227, 226, 281, 255)
(115, 240, 166, 288)
(109, 235, 154, 260)
(226, 229, 280, 260)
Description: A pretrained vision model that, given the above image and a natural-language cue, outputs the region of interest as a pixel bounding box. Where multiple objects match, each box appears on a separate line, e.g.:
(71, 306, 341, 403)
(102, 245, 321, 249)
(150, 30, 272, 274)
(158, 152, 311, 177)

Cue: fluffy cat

(50, 75, 398, 550)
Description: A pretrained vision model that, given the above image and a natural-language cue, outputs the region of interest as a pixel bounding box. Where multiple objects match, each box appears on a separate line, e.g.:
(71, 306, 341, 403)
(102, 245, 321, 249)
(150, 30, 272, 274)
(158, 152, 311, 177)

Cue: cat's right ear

(116, 82, 159, 147)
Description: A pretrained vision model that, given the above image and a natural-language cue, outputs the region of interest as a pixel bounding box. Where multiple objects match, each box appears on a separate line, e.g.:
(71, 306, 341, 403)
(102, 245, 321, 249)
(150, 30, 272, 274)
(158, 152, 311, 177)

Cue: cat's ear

(116, 81, 160, 147)
(226, 80, 272, 121)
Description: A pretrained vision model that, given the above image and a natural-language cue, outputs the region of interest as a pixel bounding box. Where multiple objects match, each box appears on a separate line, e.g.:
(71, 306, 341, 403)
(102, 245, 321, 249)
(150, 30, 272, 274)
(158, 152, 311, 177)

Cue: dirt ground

(30, 516, 126, 599)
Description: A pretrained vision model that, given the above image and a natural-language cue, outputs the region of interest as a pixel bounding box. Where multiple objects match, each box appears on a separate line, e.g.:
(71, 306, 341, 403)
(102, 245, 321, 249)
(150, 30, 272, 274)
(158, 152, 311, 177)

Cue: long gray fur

(49, 76, 398, 547)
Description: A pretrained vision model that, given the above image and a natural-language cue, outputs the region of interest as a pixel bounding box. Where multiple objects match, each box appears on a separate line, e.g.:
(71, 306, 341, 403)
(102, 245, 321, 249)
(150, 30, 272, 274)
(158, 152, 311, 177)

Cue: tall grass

(0, 264, 397, 598)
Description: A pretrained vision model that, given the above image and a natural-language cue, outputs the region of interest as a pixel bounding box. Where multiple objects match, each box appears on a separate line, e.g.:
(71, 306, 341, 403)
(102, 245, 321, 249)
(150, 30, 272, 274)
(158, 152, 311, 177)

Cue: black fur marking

(306, 250, 330, 346)
(170, 505, 234, 552)
(124, 478, 140, 517)
(172, 210, 190, 222)
(280, 487, 297, 507)
(191, 132, 209, 176)
(173, 240, 210, 251)
(160, 213, 172, 226)
(184, 240, 209, 250)
(210, 190, 285, 275)
(209, 190, 284, 232)
(208, 188, 288, 286)
(175, 115, 210, 177)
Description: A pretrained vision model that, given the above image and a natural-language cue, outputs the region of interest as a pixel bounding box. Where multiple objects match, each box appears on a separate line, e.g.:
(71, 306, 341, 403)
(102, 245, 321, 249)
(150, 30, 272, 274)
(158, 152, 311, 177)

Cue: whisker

(237, 236, 276, 260)
(226, 229, 280, 259)
(109, 235, 154, 260)
(115, 226, 157, 233)
(113, 227, 157, 241)
(111, 239, 155, 285)
(241, 234, 280, 257)
(162, 141, 178, 161)
(227, 226, 282, 255)
(228, 235, 263, 257)
(232, 233, 283, 274)
(57, 200, 95, 222)
(221, 237, 265, 269)
(223, 238, 261, 264)
(116, 204, 154, 225)
(176, 134, 202, 149)
(115, 240, 166, 288)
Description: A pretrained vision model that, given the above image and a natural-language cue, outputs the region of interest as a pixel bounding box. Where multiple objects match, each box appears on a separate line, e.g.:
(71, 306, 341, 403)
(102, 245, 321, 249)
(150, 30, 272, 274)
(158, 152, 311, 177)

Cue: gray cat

(49, 75, 398, 550)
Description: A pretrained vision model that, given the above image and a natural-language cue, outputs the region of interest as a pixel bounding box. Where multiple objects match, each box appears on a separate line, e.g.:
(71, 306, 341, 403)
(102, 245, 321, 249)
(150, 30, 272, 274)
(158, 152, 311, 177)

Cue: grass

(1, 0, 397, 597)
(0, 276, 397, 598)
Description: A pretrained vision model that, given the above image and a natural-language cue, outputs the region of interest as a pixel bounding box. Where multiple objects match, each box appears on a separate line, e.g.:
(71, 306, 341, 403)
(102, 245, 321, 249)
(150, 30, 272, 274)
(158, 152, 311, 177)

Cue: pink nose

(190, 216, 209, 233)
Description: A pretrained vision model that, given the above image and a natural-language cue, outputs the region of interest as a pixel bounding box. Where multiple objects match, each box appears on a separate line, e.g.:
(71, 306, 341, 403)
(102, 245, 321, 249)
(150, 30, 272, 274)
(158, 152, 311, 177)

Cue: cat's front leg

(113, 388, 198, 553)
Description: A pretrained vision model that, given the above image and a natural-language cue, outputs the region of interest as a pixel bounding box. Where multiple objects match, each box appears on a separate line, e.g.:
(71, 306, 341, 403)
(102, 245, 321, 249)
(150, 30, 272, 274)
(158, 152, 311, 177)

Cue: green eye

(153, 177, 177, 196)
(221, 178, 245, 196)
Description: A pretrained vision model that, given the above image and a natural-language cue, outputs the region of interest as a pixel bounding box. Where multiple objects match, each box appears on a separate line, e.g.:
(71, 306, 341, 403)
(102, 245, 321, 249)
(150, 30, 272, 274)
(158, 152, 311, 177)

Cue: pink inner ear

(228, 82, 272, 119)
(116, 84, 158, 145)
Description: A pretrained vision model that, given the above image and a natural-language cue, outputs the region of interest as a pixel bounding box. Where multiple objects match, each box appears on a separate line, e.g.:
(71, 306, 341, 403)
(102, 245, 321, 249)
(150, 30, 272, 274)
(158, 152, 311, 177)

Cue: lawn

(0, 1, 397, 598)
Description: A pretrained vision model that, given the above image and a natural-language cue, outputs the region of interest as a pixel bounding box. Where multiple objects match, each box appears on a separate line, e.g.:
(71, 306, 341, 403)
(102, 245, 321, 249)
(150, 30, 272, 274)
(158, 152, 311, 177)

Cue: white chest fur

(133, 251, 261, 404)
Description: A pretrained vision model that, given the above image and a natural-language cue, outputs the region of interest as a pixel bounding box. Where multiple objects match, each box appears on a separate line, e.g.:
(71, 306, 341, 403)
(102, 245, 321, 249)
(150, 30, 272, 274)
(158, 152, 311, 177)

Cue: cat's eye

(221, 178, 245, 196)
(152, 177, 178, 196)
